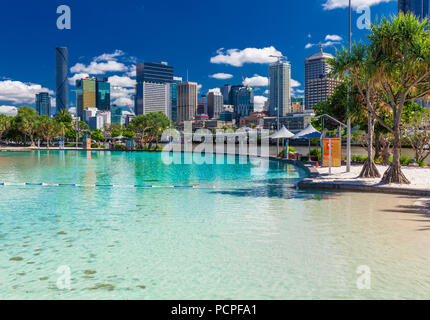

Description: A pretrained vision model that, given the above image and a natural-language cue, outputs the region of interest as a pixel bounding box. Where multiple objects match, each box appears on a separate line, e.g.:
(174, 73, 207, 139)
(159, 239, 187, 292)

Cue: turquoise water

(0, 151, 430, 299)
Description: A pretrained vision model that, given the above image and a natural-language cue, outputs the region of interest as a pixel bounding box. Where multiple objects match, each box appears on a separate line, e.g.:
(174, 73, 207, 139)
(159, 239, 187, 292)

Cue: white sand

(315, 165, 430, 190)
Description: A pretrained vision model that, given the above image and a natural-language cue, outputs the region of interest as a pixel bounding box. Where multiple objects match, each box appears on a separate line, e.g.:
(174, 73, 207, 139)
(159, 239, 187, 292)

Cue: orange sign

(323, 138, 341, 167)
(86, 138, 92, 150)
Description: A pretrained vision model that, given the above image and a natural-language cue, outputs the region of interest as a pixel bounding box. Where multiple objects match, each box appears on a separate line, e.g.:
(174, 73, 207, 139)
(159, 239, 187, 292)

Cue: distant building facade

(220, 84, 232, 104)
(35, 92, 51, 116)
(305, 46, 340, 110)
(76, 78, 97, 121)
(399, 0, 430, 20)
(135, 62, 174, 119)
(96, 77, 110, 111)
(177, 82, 198, 122)
(291, 97, 305, 113)
(207, 91, 224, 119)
(232, 86, 254, 121)
(56, 47, 68, 114)
(269, 60, 291, 117)
(171, 77, 182, 123)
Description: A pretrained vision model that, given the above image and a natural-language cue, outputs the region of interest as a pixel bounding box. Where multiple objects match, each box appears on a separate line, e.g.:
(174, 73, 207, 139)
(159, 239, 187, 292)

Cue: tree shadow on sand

(381, 196, 430, 231)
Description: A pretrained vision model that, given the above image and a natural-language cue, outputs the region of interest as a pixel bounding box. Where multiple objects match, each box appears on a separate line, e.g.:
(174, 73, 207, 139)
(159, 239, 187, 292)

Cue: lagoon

(0, 151, 429, 299)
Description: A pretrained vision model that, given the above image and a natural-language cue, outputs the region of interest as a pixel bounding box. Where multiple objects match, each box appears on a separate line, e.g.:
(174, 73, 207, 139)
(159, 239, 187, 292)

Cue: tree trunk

(381, 127, 410, 184)
(374, 132, 382, 160)
(359, 112, 380, 178)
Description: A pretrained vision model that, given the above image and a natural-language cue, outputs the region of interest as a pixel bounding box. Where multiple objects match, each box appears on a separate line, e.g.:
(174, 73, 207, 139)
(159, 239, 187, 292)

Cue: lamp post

(346, 0, 352, 172)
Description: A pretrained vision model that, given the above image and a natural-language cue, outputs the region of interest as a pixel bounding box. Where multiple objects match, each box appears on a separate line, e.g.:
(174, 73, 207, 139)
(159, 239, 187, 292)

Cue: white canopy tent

(270, 126, 295, 158)
(292, 124, 321, 161)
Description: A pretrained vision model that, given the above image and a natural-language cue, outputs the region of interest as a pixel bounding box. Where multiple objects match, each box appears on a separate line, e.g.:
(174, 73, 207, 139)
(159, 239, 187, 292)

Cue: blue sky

(0, 0, 398, 115)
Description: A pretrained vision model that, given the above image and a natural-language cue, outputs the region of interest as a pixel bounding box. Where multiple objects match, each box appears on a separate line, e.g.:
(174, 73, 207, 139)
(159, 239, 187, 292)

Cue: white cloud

(94, 50, 124, 62)
(68, 107, 77, 115)
(254, 96, 268, 112)
(323, 0, 393, 10)
(0, 80, 54, 105)
(108, 75, 136, 88)
(0, 105, 18, 116)
(291, 79, 301, 88)
(126, 65, 136, 77)
(70, 60, 128, 75)
(68, 73, 90, 86)
(209, 73, 233, 80)
(264, 89, 269, 95)
(243, 74, 269, 87)
(210, 46, 283, 67)
(208, 88, 222, 94)
(325, 34, 343, 41)
(197, 84, 202, 93)
(111, 87, 134, 107)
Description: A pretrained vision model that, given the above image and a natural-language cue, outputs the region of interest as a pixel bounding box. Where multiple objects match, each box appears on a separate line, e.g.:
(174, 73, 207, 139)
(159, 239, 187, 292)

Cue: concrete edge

(298, 179, 430, 197)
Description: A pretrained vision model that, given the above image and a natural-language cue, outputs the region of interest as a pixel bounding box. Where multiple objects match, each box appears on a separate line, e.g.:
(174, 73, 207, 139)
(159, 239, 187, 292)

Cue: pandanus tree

(368, 14, 430, 184)
(329, 43, 381, 178)
(330, 13, 430, 184)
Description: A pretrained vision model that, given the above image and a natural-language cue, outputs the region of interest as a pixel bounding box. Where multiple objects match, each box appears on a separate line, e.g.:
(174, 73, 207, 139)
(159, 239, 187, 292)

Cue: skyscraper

(220, 84, 232, 104)
(269, 60, 291, 117)
(177, 82, 198, 122)
(305, 45, 340, 110)
(35, 92, 51, 116)
(207, 91, 224, 119)
(233, 87, 254, 121)
(171, 77, 182, 123)
(76, 78, 97, 121)
(135, 62, 174, 118)
(96, 77, 110, 111)
(56, 47, 68, 114)
(399, 0, 430, 20)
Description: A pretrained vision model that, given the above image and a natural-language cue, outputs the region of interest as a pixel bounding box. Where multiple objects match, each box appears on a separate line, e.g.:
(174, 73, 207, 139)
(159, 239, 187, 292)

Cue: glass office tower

(96, 78, 111, 111)
(56, 47, 68, 114)
(399, 0, 430, 20)
(35, 92, 51, 116)
(76, 78, 97, 121)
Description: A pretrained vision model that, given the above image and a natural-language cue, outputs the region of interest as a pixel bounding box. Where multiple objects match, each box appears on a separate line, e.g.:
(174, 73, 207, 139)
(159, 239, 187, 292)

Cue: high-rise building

(269, 60, 291, 117)
(177, 82, 198, 122)
(233, 87, 254, 121)
(207, 91, 224, 119)
(305, 45, 340, 110)
(56, 47, 68, 114)
(135, 62, 174, 118)
(220, 84, 232, 104)
(76, 78, 97, 121)
(136, 82, 172, 118)
(399, 0, 430, 20)
(35, 92, 51, 116)
(171, 77, 182, 123)
(96, 77, 110, 111)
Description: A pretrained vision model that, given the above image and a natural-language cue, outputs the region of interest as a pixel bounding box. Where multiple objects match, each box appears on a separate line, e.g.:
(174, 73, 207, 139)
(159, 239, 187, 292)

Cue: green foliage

(91, 129, 104, 142)
(310, 148, 322, 160)
(417, 160, 427, 167)
(351, 155, 368, 163)
(399, 156, 413, 166)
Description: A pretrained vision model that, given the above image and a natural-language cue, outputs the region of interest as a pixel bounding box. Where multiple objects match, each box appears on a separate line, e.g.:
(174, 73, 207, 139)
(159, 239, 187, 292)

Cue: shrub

(91, 143, 99, 149)
(351, 155, 368, 163)
(310, 149, 321, 160)
(417, 160, 427, 167)
(400, 156, 413, 166)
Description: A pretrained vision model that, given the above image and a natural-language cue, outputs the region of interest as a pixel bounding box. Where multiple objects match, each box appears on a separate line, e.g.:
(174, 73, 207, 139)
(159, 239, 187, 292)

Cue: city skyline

(0, 0, 398, 116)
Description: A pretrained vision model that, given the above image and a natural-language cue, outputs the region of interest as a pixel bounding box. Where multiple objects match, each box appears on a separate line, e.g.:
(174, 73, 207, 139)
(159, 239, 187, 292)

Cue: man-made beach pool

(0, 151, 429, 299)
